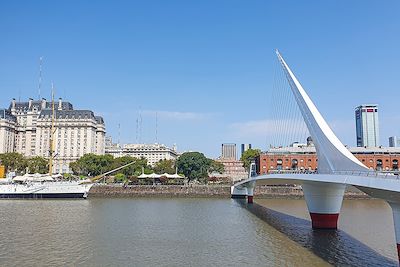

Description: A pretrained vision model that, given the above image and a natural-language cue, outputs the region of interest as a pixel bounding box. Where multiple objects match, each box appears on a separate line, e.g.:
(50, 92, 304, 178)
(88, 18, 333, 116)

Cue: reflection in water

(0, 198, 395, 266)
(238, 200, 397, 266)
(0, 198, 331, 266)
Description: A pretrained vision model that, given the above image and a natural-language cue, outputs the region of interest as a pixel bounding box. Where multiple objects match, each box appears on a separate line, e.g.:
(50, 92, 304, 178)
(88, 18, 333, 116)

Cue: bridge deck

(234, 172, 400, 203)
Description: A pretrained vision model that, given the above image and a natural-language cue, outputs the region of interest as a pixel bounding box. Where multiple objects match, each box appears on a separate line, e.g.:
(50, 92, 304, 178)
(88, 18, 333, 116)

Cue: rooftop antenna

(49, 82, 56, 175)
(38, 56, 43, 100)
(18, 89, 21, 102)
(118, 123, 121, 148)
(139, 107, 143, 144)
(135, 118, 139, 143)
(155, 111, 158, 144)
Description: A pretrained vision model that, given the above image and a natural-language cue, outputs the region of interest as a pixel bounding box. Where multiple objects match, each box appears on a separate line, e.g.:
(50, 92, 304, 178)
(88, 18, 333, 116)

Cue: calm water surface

(0, 198, 396, 266)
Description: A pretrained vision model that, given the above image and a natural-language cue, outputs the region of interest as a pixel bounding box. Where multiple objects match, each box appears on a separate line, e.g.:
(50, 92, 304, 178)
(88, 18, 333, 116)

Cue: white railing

(267, 170, 318, 175)
(265, 169, 400, 179)
(331, 170, 400, 179)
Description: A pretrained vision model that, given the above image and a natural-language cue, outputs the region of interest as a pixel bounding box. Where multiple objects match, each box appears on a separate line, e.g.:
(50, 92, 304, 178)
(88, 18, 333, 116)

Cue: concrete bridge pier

(246, 182, 256, 204)
(302, 182, 346, 229)
(389, 202, 400, 263)
(230, 185, 247, 199)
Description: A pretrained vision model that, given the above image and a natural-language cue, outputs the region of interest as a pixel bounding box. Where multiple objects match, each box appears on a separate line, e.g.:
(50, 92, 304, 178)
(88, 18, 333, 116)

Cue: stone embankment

(89, 184, 370, 199)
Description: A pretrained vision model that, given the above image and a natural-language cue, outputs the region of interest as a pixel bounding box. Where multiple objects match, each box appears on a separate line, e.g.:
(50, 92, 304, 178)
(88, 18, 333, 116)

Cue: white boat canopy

(137, 172, 185, 179)
(13, 173, 54, 182)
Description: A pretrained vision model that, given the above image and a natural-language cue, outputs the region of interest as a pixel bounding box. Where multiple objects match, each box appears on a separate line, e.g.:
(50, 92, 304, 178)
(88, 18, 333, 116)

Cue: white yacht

(0, 91, 93, 199)
(0, 173, 93, 199)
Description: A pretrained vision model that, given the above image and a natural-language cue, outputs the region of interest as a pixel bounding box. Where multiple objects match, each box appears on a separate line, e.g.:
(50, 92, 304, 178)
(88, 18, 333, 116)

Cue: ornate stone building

(105, 142, 178, 166)
(0, 109, 16, 153)
(0, 98, 105, 173)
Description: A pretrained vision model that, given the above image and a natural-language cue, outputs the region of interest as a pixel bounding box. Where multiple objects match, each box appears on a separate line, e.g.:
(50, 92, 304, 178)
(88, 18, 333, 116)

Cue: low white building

(105, 142, 178, 166)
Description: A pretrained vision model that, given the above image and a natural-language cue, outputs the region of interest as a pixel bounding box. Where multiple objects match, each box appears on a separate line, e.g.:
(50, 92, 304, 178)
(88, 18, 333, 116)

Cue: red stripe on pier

(309, 213, 339, 229)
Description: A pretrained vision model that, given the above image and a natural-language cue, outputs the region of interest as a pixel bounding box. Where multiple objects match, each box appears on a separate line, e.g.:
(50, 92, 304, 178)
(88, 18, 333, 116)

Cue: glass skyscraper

(240, 143, 252, 157)
(389, 136, 400, 147)
(355, 104, 379, 147)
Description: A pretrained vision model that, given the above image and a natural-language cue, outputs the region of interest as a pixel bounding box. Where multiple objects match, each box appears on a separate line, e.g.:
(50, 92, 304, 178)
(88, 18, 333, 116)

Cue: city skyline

(1, 1, 400, 158)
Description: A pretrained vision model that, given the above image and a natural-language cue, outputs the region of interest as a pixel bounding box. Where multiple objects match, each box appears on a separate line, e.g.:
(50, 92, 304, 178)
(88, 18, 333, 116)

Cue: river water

(0, 197, 397, 266)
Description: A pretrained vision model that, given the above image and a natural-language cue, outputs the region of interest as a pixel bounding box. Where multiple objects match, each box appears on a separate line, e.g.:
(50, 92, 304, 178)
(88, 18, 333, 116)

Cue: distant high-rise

(221, 143, 236, 160)
(389, 136, 400, 147)
(240, 144, 252, 156)
(355, 104, 379, 147)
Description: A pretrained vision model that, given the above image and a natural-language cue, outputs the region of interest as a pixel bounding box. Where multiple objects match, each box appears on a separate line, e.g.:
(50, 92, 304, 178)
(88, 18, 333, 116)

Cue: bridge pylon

(246, 182, 256, 204)
(275, 50, 367, 229)
(232, 51, 400, 262)
(389, 202, 400, 261)
(303, 182, 346, 229)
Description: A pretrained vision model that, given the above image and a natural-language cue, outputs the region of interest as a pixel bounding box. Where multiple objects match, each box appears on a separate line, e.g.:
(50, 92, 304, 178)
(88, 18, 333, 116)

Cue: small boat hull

(0, 181, 92, 200)
(0, 192, 87, 199)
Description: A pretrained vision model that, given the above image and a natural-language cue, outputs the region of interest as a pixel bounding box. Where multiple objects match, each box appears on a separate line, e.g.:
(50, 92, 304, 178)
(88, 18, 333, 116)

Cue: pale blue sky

(1, 1, 400, 158)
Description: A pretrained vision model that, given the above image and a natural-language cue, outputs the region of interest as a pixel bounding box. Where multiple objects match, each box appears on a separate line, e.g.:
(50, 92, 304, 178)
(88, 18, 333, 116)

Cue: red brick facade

(256, 151, 400, 175)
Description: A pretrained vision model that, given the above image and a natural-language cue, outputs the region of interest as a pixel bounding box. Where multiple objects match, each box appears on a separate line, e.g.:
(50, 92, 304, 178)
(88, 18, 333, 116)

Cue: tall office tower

(355, 104, 379, 147)
(221, 143, 237, 160)
(240, 144, 252, 156)
(389, 136, 400, 147)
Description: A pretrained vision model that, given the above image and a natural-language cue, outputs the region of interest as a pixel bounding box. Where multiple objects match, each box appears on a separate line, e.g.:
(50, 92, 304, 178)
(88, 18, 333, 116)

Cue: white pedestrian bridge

(233, 170, 400, 203)
(232, 50, 400, 263)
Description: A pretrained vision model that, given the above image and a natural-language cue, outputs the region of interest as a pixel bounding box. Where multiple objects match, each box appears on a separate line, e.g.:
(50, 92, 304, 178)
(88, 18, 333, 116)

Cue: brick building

(257, 145, 400, 174)
(215, 159, 248, 183)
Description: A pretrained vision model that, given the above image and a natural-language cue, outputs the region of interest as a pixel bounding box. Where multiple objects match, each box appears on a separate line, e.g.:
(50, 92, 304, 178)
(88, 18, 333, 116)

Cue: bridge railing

(235, 170, 400, 184)
(268, 170, 318, 175)
(265, 169, 400, 179)
(331, 170, 400, 179)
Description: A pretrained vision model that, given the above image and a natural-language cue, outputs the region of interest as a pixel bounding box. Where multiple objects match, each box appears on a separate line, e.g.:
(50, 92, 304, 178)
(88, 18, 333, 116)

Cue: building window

(376, 159, 383, 171)
(276, 159, 283, 170)
(393, 160, 399, 171)
(291, 159, 298, 170)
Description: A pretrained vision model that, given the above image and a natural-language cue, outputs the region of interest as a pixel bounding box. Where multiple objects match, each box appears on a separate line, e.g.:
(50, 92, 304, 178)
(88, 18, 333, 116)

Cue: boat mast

(49, 84, 56, 175)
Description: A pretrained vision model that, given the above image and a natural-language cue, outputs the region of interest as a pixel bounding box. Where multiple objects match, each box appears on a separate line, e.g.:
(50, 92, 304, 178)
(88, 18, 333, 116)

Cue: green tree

(176, 152, 210, 183)
(153, 159, 175, 174)
(63, 173, 73, 180)
(69, 154, 152, 178)
(208, 159, 224, 174)
(70, 154, 114, 177)
(27, 156, 48, 174)
(0, 152, 27, 173)
(240, 148, 261, 170)
(112, 156, 136, 176)
(135, 157, 153, 175)
(112, 156, 152, 176)
(114, 173, 127, 183)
